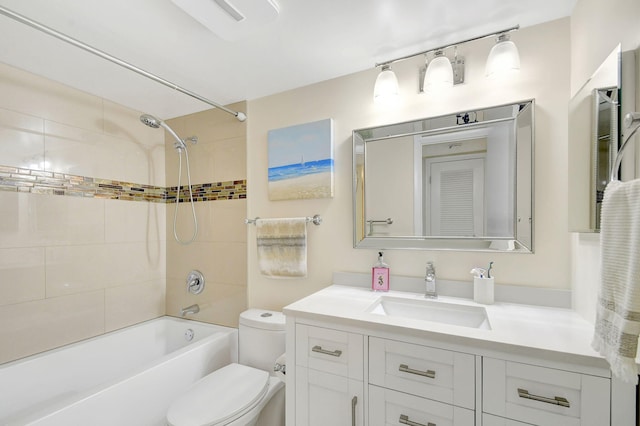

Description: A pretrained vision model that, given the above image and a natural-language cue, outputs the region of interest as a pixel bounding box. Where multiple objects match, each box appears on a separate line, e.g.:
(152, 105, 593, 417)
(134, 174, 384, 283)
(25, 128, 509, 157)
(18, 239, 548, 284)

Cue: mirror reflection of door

(425, 155, 485, 236)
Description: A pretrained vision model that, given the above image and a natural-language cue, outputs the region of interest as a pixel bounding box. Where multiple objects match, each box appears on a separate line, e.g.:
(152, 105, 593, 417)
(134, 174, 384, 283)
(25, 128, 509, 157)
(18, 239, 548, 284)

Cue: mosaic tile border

(0, 165, 246, 203)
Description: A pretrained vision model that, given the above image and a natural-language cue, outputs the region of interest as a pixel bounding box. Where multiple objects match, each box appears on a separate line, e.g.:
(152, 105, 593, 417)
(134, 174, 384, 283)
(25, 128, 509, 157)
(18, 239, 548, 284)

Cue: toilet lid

(167, 363, 269, 426)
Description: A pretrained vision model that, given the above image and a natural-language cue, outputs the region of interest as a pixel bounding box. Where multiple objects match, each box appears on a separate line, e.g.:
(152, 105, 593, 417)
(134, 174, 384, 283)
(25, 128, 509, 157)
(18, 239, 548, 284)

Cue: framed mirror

(353, 100, 534, 252)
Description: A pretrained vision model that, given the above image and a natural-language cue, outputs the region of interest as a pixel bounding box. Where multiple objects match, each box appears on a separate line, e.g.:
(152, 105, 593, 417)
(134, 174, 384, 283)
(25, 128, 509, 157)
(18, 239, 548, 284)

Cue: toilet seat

(167, 363, 270, 426)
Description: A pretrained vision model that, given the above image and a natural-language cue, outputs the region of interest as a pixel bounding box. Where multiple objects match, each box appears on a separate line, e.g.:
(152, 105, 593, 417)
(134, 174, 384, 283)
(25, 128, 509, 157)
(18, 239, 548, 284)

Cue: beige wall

(570, 0, 640, 323)
(165, 104, 248, 328)
(247, 18, 572, 310)
(570, 0, 640, 97)
(0, 63, 166, 364)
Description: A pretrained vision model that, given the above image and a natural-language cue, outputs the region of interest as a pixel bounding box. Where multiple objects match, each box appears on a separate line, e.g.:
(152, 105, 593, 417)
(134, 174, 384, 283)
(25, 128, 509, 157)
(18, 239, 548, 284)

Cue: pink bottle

(371, 251, 390, 292)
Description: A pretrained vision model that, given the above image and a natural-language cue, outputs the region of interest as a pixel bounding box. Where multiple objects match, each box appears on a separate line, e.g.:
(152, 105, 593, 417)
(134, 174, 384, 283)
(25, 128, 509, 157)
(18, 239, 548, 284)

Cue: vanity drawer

(483, 358, 610, 426)
(369, 385, 474, 426)
(296, 324, 363, 380)
(369, 337, 475, 409)
(482, 413, 532, 425)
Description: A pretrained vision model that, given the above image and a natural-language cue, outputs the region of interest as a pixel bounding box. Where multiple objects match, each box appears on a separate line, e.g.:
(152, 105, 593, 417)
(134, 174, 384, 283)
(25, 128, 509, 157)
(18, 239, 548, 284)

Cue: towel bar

(245, 214, 322, 226)
(610, 112, 640, 182)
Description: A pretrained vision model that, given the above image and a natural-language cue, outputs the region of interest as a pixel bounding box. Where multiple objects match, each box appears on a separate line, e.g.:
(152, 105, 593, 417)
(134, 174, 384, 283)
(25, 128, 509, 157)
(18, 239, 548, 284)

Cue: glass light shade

(373, 66, 399, 103)
(485, 36, 520, 77)
(423, 54, 453, 92)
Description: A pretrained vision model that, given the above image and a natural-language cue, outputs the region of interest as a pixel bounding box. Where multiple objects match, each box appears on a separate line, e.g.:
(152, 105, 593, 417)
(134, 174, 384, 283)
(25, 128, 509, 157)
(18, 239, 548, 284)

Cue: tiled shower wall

(164, 105, 248, 328)
(0, 61, 248, 364)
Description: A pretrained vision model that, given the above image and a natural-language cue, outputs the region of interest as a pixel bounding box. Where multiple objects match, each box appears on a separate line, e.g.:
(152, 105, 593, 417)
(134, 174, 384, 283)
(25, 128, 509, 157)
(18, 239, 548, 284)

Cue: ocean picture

(267, 118, 334, 200)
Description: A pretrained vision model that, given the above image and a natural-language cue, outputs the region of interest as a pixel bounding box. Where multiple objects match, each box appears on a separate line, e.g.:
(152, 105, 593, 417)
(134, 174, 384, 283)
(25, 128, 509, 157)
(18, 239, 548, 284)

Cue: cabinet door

(369, 385, 474, 426)
(295, 367, 363, 426)
(483, 358, 610, 426)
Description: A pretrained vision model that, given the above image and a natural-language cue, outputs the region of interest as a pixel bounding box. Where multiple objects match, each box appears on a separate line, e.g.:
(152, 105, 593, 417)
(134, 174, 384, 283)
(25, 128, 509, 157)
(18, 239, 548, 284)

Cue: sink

(366, 295, 491, 330)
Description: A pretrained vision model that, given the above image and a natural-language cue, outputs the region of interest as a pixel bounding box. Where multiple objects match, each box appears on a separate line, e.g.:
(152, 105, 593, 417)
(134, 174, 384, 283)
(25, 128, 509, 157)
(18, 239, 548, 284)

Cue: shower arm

(0, 5, 247, 122)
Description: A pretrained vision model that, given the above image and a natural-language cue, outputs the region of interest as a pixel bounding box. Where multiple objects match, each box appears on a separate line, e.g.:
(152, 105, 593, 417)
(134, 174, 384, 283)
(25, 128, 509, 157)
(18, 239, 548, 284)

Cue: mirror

(568, 45, 639, 232)
(353, 100, 534, 252)
(593, 87, 619, 230)
(568, 46, 621, 232)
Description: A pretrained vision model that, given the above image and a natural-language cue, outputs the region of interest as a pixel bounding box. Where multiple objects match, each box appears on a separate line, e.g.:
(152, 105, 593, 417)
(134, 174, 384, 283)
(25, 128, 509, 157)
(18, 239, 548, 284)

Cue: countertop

(283, 284, 607, 370)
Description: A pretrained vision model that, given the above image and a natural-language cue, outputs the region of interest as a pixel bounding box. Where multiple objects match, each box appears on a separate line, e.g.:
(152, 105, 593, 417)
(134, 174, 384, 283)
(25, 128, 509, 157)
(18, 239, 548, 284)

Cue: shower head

(139, 113, 187, 150)
(140, 114, 161, 129)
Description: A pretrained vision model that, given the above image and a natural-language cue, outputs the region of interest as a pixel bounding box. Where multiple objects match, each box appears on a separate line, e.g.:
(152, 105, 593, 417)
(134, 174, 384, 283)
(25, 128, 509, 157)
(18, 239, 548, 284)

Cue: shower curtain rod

(0, 5, 247, 122)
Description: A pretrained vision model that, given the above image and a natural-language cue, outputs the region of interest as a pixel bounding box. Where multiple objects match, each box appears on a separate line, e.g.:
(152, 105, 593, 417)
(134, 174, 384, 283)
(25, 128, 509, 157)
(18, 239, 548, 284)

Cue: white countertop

(283, 284, 606, 368)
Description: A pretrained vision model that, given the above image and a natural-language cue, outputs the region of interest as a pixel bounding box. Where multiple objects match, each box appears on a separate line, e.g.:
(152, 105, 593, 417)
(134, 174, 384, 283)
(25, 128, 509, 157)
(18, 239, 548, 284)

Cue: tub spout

(180, 304, 200, 317)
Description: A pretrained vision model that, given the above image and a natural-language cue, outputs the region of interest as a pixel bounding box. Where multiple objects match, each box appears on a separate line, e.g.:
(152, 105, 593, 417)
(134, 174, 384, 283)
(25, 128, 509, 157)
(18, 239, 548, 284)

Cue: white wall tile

(105, 199, 166, 243)
(0, 107, 44, 169)
(33, 194, 105, 245)
(0, 290, 105, 364)
(197, 199, 247, 243)
(45, 244, 112, 297)
(0, 247, 45, 306)
(105, 280, 165, 332)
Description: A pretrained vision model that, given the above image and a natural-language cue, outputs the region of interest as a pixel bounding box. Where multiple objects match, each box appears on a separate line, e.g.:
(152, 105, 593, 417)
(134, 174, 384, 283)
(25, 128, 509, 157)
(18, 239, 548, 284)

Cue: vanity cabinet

(294, 324, 364, 425)
(288, 319, 621, 426)
(483, 358, 610, 426)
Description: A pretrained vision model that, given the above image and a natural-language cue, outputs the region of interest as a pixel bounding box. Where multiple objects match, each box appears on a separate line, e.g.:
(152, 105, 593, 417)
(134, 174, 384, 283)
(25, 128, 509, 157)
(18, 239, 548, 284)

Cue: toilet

(167, 309, 286, 426)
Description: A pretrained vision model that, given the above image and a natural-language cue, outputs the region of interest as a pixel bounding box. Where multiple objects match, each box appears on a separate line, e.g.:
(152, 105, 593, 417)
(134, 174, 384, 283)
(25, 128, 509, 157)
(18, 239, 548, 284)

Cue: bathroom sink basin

(366, 296, 491, 330)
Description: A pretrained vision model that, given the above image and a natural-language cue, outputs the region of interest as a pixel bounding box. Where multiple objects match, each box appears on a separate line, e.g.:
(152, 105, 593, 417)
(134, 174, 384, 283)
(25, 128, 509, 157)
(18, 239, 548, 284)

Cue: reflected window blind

(439, 169, 474, 235)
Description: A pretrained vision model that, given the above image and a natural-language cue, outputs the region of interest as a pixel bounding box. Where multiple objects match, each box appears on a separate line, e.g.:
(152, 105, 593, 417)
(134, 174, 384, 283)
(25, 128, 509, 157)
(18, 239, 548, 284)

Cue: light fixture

(423, 50, 453, 92)
(485, 33, 521, 77)
(373, 25, 519, 102)
(373, 65, 399, 104)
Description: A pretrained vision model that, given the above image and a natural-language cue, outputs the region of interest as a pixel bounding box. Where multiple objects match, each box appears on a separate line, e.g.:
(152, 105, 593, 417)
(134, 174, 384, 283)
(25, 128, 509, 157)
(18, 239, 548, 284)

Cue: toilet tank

(239, 309, 286, 372)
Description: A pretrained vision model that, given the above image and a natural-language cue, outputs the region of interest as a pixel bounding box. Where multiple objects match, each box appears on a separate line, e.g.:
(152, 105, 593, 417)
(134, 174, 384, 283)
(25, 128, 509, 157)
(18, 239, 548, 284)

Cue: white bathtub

(0, 316, 238, 426)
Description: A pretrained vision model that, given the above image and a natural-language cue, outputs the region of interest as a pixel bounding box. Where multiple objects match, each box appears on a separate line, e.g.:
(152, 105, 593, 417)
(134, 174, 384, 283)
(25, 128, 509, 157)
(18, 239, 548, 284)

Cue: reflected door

(426, 157, 485, 236)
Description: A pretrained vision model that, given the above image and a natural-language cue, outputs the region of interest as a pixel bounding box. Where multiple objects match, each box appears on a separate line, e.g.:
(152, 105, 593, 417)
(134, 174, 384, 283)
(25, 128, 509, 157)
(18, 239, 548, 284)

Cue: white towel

(256, 218, 307, 278)
(592, 179, 640, 384)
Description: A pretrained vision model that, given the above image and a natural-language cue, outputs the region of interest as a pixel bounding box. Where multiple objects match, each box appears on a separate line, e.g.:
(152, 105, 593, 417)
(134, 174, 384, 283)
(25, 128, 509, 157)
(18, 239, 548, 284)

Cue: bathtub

(0, 316, 238, 426)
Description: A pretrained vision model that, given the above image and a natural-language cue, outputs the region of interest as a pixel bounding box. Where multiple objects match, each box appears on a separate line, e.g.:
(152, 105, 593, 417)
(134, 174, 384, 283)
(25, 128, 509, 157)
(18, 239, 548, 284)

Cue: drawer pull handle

(517, 388, 570, 408)
(312, 345, 342, 357)
(351, 396, 357, 426)
(399, 414, 435, 426)
(399, 364, 436, 379)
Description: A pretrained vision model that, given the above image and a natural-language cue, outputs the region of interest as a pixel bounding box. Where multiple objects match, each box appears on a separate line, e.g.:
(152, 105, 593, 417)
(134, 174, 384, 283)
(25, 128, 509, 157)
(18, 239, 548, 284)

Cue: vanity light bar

(374, 25, 519, 68)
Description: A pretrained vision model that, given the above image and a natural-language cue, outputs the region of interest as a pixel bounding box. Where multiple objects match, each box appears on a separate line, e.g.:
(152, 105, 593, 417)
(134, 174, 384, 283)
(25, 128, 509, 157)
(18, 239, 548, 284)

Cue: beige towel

(592, 179, 640, 384)
(256, 218, 307, 278)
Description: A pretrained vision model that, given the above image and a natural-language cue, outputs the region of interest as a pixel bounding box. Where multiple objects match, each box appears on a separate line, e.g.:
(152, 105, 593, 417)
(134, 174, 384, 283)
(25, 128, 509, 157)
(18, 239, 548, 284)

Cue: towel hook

(610, 112, 640, 182)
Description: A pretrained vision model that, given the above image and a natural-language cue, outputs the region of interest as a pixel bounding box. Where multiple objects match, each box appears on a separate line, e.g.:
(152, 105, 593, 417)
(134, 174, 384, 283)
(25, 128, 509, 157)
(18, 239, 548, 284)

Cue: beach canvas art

(268, 118, 334, 200)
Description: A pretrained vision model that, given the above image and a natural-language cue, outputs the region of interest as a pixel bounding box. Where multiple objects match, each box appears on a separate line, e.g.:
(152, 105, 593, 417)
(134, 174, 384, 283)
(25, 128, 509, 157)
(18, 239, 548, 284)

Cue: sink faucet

(180, 304, 200, 317)
(425, 262, 437, 299)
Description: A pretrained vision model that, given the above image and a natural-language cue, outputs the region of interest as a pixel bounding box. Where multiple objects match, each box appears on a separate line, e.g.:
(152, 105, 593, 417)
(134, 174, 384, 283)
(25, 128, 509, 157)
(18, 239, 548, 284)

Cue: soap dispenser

(372, 251, 390, 292)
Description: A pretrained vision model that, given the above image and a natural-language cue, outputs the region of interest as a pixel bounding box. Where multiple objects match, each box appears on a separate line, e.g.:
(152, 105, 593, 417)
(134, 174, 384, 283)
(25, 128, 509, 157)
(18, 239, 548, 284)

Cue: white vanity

(283, 275, 636, 426)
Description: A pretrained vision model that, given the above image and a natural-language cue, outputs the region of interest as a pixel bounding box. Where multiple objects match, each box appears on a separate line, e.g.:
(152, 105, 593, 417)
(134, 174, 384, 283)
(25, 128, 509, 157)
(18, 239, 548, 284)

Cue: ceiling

(0, 0, 577, 119)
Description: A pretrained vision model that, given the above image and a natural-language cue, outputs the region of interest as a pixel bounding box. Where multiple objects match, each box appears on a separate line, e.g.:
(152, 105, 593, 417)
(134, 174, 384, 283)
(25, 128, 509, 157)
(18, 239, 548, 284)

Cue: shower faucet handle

(187, 270, 205, 295)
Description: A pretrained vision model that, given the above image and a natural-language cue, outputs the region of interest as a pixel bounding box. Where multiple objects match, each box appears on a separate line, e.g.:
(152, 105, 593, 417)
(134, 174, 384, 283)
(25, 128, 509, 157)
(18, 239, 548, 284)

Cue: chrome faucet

(180, 304, 200, 317)
(425, 262, 437, 298)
